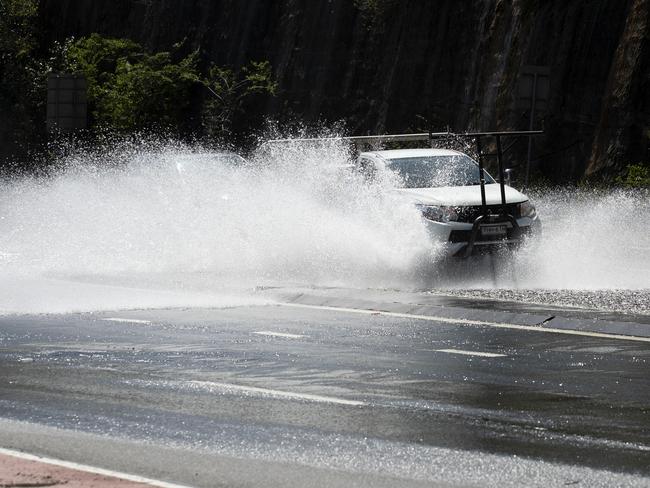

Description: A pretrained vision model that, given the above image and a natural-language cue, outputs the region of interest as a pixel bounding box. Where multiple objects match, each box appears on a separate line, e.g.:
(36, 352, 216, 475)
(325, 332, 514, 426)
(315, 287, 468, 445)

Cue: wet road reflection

(0, 302, 648, 487)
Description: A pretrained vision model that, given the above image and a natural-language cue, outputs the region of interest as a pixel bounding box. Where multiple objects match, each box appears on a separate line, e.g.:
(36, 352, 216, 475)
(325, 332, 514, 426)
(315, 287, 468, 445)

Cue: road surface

(0, 288, 648, 487)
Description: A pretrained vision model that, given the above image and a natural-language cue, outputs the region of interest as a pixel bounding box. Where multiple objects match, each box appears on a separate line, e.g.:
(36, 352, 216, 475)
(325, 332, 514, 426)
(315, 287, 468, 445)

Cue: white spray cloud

(0, 137, 435, 313)
(0, 137, 647, 314)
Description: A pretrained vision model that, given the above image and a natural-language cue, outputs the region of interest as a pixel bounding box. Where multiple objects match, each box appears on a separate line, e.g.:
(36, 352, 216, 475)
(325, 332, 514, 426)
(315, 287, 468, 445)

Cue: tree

(0, 0, 44, 160)
(202, 61, 278, 141)
(96, 51, 200, 131)
(65, 34, 200, 131)
(64, 34, 276, 139)
(617, 164, 650, 188)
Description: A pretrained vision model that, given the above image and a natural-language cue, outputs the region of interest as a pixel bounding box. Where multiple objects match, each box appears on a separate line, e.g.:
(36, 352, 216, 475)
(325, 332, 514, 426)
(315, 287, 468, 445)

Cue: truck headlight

(418, 205, 458, 223)
(518, 200, 536, 218)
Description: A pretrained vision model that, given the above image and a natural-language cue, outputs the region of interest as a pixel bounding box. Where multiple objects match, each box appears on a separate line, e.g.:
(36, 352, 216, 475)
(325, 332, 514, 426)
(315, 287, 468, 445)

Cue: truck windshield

(386, 155, 495, 188)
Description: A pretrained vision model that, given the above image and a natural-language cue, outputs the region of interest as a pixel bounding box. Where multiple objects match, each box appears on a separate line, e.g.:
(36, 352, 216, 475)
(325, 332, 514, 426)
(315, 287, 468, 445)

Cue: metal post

(525, 73, 538, 188)
(496, 135, 507, 210)
(476, 136, 488, 216)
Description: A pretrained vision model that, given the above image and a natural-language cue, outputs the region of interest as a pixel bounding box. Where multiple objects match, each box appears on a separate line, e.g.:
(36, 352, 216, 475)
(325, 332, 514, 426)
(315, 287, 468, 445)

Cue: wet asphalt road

(0, 291, 649, 487)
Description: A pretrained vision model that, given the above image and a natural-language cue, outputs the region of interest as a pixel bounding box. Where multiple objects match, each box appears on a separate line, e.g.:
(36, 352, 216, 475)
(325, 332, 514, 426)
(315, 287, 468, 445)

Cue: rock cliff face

(40, 0, 649, 181)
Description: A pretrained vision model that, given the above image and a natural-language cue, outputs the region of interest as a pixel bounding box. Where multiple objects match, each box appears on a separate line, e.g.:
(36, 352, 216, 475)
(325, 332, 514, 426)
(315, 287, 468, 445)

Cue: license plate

(481, 224, 508, 237)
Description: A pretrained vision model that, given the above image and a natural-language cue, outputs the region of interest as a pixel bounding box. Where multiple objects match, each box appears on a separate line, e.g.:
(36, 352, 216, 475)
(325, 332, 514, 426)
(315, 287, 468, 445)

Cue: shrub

(202, 60, 277, 140)
(65, 35, 200, 131)
(65, 34, 276, 137)
(616, 164, 650, 188)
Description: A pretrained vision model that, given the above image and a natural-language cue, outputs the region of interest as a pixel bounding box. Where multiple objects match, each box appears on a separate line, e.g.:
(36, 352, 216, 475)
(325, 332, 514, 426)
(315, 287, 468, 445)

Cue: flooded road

(1, 142, 649, 303)
(0, 290, 648, 487)
(0, 143, 648, 486)
(429, 288, 650, 316)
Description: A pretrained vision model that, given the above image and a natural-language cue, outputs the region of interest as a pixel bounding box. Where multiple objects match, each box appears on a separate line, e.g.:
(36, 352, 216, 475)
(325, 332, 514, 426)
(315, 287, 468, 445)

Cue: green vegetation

(353, 0, 395, 15)
(0, 0, 37, 56)
(0, 0, 46, 155)
(616, 164, 650, 188)
(65, 35, 201, 131)
(353, 0, 396, 29)
(105, 51, 200, 131)
(202, 61, 278, 140)
(62, 34, 276, 138)
(1, 13, 277, 166)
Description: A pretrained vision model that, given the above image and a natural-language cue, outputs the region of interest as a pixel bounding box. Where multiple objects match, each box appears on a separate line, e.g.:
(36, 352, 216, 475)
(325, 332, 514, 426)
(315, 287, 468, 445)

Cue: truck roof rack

(266, 130, 543, 145)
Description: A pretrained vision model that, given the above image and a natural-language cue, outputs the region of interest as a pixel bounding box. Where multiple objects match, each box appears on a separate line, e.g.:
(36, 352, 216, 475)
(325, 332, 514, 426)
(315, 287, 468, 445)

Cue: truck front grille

(454, 203, 520, 223)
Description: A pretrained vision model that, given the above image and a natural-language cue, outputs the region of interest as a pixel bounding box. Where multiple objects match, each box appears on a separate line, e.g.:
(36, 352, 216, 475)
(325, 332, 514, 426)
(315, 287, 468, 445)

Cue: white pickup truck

(356, 148, 540, 257)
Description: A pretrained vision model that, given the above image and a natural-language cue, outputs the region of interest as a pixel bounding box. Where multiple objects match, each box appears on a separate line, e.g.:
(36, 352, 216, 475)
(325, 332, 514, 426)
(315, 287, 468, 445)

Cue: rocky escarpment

(39, 0, 649, 181)
(587, 0, 649, 176)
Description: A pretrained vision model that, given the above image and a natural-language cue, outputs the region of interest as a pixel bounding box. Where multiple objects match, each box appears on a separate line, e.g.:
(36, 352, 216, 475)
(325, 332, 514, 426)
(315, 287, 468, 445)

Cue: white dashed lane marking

(435, 348, 506, 358)
(188, 380, 364, 406)
(101, 318, 152, 324)
(253, 331, 306, 339)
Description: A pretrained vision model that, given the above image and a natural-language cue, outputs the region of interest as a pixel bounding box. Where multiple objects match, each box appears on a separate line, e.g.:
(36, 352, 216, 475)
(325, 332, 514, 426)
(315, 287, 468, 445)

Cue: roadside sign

(46, 73, 87, 133)
(518, 65, 550, 186)
(518, 65, 550, 115)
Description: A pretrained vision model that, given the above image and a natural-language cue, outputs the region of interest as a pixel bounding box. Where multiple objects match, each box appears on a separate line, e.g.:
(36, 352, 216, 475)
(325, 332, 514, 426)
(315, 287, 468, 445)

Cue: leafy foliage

(105, 52, 200, 130)
(353, 0, 397, 28)
(202, 60, 278, 140)
(64, 35, 200, 131)
(353, 0, 395, 14)
(0, 0, 45, 156)
(65, 34, 141, 105)
(64, 34, 276, 137)
(0, 19, 277, 163)
(616, 164, 650, 188)
(0, 0, 38, 63)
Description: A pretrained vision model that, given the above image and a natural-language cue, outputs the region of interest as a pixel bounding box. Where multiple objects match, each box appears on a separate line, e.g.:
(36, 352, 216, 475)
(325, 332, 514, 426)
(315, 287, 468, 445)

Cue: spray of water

(0, 137, 434, 313)
(0, 136, 648, 314)
(515, 188, 650, 289)
(437, 188, 650, 291)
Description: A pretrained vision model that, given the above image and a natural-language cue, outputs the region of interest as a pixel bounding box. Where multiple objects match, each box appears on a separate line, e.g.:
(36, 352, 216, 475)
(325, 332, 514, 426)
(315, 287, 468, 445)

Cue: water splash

(0, 137, 648, 313)
(516, 188, 650, 289)
(432, 187, 650, 291)
(0, 137, 435, 312)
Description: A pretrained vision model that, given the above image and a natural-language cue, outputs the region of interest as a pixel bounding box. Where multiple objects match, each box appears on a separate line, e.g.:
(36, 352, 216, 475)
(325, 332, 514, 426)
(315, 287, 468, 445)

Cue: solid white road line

(435, 348, 506, 358)
(188, 380, 365, 406)
(0, 446, 193, 488)
(101, 318, 152, 324)
(253, 331, 306, 339)
(278, 302, 650, 344)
